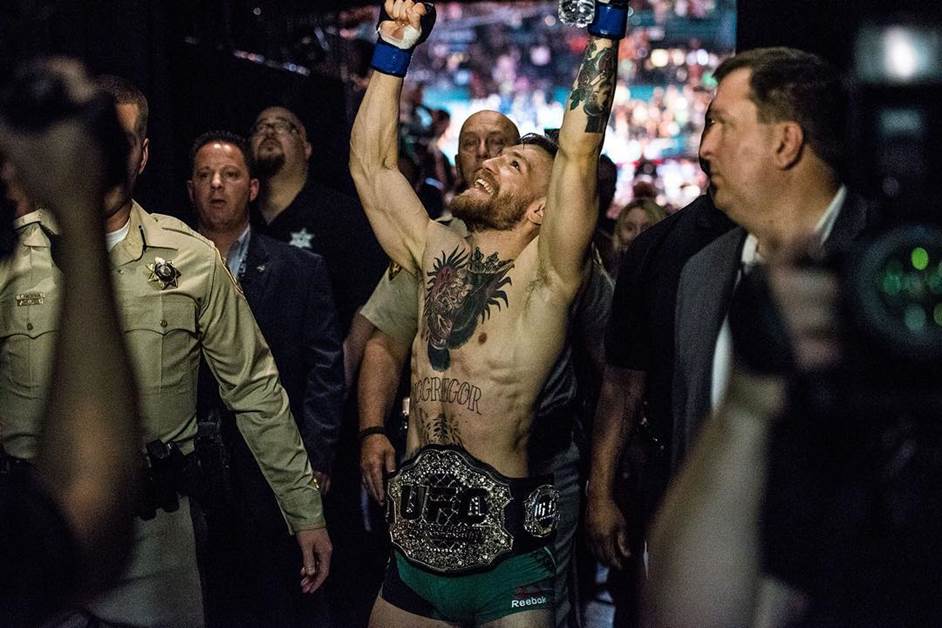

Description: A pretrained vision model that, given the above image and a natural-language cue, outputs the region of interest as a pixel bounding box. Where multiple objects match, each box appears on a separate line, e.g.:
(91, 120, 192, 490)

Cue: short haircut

(189, 130, 253, 176)
(95, 75, 149, 139)
(519, 133, 559, 160)
(714, 47, 845, 176)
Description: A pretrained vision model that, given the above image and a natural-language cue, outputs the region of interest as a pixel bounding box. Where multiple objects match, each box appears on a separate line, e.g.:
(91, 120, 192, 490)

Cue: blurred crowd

(340, 0, 732, 214)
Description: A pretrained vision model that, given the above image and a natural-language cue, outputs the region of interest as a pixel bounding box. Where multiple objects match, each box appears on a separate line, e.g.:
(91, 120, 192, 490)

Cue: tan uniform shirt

(0, 204, 323, 531)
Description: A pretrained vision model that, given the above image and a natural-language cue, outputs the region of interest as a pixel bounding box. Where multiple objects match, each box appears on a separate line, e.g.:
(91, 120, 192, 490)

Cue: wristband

(370, 40, 414, 78)
(358, 426, 387, 442)
(588, 3, 630, 39)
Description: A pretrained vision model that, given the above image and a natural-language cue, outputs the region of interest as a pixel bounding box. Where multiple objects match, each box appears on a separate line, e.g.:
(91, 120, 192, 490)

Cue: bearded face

(252, 137, 286, 178)
(449, 170, 531, 232)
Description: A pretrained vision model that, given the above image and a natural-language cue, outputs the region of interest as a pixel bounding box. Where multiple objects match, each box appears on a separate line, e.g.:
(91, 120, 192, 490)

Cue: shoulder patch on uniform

(150, 213, 214, 247)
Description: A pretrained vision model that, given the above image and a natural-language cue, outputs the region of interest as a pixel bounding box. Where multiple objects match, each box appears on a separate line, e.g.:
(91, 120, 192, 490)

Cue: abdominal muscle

(405, 347, 538, 479)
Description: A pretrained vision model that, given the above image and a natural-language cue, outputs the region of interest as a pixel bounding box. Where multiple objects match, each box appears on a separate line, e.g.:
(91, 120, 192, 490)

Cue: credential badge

(15, 292, 45, 306)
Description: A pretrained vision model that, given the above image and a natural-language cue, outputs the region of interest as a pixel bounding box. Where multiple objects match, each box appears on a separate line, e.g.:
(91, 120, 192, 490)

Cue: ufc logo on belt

(399, 482, 490, 525)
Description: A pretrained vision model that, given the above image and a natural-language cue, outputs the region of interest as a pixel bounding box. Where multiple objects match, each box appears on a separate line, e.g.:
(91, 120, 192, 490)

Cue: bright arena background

(344, 0, 735, 213)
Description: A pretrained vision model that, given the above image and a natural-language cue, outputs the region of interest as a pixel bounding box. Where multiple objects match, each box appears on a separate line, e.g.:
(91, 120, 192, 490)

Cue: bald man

(453, 111, 521, 193)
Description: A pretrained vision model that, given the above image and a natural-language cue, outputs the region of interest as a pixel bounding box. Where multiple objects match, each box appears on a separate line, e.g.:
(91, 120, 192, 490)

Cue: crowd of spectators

(340, 0, 732, 213)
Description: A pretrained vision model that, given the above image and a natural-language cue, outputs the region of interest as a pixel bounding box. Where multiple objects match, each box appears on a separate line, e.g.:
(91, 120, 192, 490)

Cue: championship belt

(387, 445, 560, 574)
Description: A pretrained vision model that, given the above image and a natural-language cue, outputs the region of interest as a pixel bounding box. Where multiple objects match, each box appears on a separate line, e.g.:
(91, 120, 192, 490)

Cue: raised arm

(349, 0, 436, 274)
(540, 1, 626, 297)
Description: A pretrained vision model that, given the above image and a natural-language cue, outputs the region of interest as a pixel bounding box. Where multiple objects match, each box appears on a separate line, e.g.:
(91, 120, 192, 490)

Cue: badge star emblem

(147, 257, 181, 290)
(289, 228, 314, 250)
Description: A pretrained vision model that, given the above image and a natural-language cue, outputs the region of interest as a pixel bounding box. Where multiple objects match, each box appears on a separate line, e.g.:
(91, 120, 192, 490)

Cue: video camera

(841, 18, 942, 403)
(734, 16, 942, 623)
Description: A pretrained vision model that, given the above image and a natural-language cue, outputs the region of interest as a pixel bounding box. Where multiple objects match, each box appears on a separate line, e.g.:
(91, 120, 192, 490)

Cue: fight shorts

(381, 444, 560, 623)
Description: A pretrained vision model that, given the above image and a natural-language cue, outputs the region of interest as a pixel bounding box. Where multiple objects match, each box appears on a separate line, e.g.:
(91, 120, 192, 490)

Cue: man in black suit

(189, 130, 344, 627)
(670, 47, 876, 471)
(587, 194, 732, 627)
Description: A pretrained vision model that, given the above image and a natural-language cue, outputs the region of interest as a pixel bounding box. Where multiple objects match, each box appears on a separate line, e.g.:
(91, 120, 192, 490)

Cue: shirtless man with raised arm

(350, 1, 626, 626)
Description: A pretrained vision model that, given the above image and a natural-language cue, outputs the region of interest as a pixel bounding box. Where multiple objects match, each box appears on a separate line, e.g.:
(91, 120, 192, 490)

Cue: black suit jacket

(238, 231, 344, 470)
(671, 193, 876, 468)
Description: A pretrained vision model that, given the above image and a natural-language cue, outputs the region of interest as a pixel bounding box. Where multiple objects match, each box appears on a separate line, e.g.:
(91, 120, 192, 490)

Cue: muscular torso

(407, 223, 572, 477)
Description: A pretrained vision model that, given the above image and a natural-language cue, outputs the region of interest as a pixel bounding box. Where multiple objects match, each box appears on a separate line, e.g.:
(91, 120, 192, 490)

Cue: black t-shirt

(604, 195, 733, 447)
(255, 180, 387, 335)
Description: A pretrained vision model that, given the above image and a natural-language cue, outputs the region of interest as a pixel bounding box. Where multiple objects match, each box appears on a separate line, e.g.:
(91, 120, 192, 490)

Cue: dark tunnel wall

(736, 0, 942, 70)
(1, 0, 351, 220)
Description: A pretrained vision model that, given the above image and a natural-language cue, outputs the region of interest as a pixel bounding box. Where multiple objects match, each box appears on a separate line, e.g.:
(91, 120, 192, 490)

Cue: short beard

(253, 152, 285, 179)
(449, 189, 528, 232)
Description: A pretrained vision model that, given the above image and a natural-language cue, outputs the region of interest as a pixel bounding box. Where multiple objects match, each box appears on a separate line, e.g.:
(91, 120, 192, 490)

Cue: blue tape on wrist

(588, 4, 629, 39)
(370, 40, 413, 77)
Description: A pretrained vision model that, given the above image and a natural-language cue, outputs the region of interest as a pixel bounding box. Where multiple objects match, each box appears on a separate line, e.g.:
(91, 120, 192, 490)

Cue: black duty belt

(387, 444, 560, 574)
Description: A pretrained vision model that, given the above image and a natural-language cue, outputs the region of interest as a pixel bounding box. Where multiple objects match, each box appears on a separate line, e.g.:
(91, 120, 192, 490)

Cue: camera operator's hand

(730, 235, 842, 380)
(0, 58, 141, 604)
(586, 494, 631, 569)
(0, 59, 112, 219)
(767, 259, 842, 373)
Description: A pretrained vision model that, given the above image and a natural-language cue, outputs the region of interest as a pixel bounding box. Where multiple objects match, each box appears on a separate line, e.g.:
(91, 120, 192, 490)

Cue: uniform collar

(109, 201, 179, 267)
(13, 209, 59, 247)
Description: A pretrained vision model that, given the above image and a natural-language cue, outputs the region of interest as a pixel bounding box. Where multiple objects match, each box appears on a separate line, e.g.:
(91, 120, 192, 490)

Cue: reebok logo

(511, 595, 547, 608)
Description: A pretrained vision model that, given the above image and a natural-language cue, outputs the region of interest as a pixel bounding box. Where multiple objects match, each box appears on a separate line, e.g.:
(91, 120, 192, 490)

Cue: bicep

(538, 155, 599, 295)
(359, 168, 430, 275)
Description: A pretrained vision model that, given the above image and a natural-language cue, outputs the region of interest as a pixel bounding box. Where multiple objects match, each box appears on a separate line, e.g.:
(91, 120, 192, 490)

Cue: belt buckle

(388, 447, 513, 573)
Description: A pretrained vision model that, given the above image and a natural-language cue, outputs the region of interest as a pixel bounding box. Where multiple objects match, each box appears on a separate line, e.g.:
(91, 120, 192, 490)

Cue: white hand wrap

(378, 24, 422, 50)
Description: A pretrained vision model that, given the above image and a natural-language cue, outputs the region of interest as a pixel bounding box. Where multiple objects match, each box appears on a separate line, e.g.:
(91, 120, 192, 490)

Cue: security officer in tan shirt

(0, 77, 331, 627)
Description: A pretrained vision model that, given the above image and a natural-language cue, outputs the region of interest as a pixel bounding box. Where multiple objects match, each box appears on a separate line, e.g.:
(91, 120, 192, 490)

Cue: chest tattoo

(423, 246, 513, 371)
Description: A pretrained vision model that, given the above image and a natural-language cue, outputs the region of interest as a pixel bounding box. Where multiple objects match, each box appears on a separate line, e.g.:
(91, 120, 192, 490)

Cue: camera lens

(851, 224, 942, 362)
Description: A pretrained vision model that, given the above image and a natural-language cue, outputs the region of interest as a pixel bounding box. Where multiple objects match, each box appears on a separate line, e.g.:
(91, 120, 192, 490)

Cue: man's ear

(138, 137, 150, 175)
(454, 153, 464, 186)
(774, 122, 804, 169)
(249, 178, 260, 203)
(526, 198, 546, 226)
(304, 139, 312, 161)
(186, 179, 194, 205)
